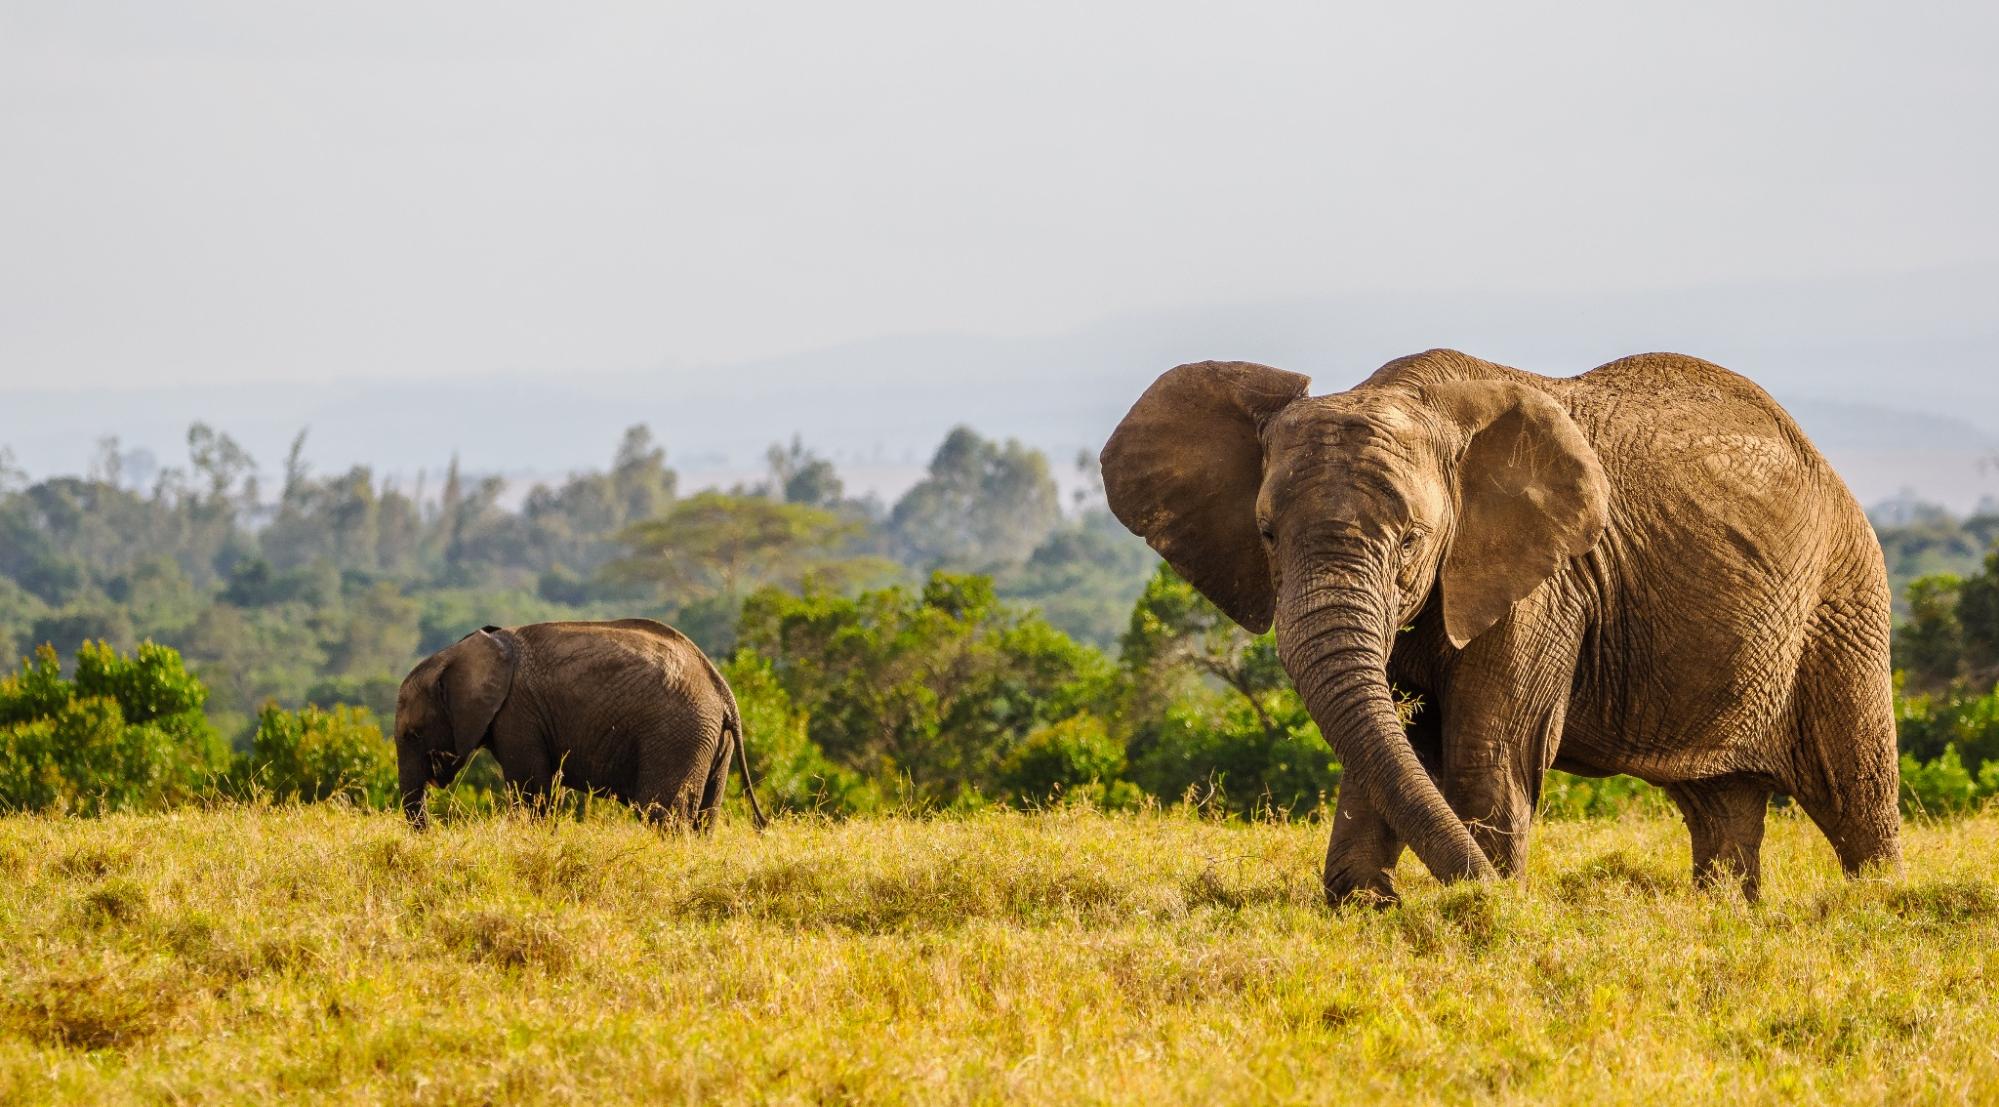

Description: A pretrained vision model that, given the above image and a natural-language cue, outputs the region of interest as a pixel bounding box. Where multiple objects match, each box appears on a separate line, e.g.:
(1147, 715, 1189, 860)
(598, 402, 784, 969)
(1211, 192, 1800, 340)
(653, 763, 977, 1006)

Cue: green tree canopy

(0, 641, 225, 813)
(605, 492, 874, 601)
(1121, 563, 1289, 737)
(736, 573, 1114, 805)
(888, 427, 1060, 570)
(765, 435, 846, 509)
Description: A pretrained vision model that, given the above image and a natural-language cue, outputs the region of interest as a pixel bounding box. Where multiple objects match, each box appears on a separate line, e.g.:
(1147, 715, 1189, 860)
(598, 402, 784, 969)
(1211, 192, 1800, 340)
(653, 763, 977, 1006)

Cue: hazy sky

(2, 0, 1995, 389)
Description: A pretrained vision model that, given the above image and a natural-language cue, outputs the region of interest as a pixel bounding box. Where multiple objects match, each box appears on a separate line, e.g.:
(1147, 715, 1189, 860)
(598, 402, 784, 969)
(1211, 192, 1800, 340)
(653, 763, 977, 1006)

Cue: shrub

(1537, 771, 1667, 820)
(1127, 690, 1339, 816)
(736, 572, 1115, 806)
(0, 642, 225, 813)
(1897, 744, 1999, 816)
(722, 653, 879, 815)
(998, 714, 1137, 808)
(1896, 676, 1999, 778)
(232, 703, 397, 808)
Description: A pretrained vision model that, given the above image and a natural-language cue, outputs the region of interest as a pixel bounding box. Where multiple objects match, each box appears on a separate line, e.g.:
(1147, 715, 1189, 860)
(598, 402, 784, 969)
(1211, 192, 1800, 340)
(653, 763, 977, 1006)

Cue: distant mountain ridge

(4, 270, 1995, 510)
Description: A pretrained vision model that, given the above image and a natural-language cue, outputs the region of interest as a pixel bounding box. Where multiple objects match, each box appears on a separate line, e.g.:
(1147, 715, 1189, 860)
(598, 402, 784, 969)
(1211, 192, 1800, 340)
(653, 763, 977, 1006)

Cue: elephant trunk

(398, 742, 430, 830)
(1277, 565, 1494, 884)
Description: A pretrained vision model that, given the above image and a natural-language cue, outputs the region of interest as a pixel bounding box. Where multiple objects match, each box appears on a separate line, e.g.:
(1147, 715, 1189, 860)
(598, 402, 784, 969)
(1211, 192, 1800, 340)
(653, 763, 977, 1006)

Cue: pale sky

(2, 0, 1995, 390)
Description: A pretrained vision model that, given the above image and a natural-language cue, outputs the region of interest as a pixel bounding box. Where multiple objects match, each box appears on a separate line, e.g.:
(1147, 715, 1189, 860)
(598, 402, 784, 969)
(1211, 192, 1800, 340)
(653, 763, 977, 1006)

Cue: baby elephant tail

(730, 710, 769, 830)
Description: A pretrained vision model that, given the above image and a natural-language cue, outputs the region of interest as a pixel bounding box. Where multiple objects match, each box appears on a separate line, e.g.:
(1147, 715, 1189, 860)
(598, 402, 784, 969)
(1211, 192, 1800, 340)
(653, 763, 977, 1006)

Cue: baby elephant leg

(1664, 778, 1770, 900)
(692, 729, 735, 832)
(633, 724, 723, 831)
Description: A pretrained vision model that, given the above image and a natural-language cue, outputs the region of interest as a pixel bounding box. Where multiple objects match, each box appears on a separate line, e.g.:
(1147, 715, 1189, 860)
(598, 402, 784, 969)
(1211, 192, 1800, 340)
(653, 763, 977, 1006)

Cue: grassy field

(4, 806, 1999, 1104)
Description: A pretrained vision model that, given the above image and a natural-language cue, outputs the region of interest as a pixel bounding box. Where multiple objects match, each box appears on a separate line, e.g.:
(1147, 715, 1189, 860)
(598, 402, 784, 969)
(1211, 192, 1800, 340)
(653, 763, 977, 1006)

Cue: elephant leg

(1323, 788, 1404, 906)
(487, 721, 556, 816)
(1663, 778, 1770, 899)
(632, 724, 719, 831)
(1783, 617, 1904, 879)
(691, 729, 734, 833)
(1324, 700, 1442, 907)
(1438, 599, 1583, 877)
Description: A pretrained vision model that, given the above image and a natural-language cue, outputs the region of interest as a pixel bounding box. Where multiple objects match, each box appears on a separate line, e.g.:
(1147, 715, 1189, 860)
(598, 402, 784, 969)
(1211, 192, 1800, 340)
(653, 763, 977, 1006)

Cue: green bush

(1896, 677, 1999, 778)
(1536, 771, 1667, 820)
(0, 641, 225, 813)
(1898, 744, 1999, 816)
(736, 572, 1115, 807)
(232, 702, 397, 808)
(1127, 691, 1338, 817)
(998, 714, 1137, 808)
(722, 653, 880, 815)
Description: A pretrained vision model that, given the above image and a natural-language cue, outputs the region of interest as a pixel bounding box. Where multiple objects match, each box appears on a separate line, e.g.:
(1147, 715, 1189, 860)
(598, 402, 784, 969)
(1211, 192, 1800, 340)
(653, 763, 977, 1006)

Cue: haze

(2, 1, 1996, 505)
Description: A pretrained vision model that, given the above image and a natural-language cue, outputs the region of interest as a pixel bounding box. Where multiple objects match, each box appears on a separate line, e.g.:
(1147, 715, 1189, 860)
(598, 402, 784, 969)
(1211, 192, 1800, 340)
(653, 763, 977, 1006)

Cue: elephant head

(394, 626, 516, 828)
(1100, 356, 1609, 881)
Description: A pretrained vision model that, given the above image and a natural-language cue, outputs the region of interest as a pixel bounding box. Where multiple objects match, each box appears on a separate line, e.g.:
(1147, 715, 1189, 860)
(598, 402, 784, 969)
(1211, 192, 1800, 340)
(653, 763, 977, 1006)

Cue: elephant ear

(437, 626, 517, 757)
(1101, 361, 1311, 632)
(1423, 381, 1610, 648)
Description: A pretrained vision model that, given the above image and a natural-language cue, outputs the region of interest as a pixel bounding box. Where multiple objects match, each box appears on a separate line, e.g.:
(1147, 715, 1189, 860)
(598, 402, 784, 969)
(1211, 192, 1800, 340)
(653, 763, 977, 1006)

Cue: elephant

(1100, 349, 1901, 904)
(394, 619, 767, 830)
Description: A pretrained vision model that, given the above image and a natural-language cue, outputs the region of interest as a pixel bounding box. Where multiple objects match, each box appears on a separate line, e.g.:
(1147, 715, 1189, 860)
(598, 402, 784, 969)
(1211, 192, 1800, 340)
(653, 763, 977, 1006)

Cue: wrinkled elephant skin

(1101, 350, 1900, 903)
(395, 619, 766, 830)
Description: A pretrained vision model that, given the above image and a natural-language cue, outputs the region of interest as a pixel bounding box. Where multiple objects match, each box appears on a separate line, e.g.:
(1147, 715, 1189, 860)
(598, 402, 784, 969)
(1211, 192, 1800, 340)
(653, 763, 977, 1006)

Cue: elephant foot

(1692, 857, 1761, 903)
(1324, 869, 1401, 910)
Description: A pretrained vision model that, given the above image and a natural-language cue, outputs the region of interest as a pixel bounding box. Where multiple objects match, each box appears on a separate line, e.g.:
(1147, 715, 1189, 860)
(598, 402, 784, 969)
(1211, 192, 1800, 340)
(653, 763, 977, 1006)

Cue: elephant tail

(729, 706, 770, 831)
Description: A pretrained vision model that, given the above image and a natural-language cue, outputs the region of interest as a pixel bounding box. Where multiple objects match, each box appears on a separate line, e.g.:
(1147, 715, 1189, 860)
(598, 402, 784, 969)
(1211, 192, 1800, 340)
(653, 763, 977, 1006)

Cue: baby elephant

(394, 619, 766, 829)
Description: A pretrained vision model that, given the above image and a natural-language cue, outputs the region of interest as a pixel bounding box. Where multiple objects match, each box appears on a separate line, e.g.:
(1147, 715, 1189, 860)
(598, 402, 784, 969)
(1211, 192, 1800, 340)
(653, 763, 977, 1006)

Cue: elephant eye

(1400, 530, 1422, 556)
(1257, 519, 1275, 543)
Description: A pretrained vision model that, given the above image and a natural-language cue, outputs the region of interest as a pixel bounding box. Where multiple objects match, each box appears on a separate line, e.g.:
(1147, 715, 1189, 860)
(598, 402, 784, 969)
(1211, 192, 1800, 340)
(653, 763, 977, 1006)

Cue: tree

(604, 492, 869, 601)
(0, 641, 226, 813)
(513, 427, 679, 579)
(1896, 574, 1967, 691)
(440, 470, 511, 576)
(230, 703, 396, 808)
(1959, 549, 1999, 682)
(0, 577, 46, 662)
(610, 424, 677, 523)
(721, 652, 878, 814)
(736, 573, 1116, 805)
(178, 602, 329, 729)
(996, 507, 1157, 648)
(1896, 552, 1999, 692)
(88, 436, 124, 488)
(1116, 563, 1341, 814)
(186, 422, 258, 507)
(1121, 563, 1289, 737)
(1871, 500, 1999, 616)
(765, 435, 845, 508)
(324, 580, 421, 677)
(888, 427, 1060, 570)
(0, 447, 23, 494)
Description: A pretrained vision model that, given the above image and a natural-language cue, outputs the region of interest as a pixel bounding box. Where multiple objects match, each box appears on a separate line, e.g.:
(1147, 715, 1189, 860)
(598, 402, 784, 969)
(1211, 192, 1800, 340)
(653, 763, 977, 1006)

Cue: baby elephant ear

(1422, 381, 1610, 648)
(1101, 361, 1311, 632)
(439, 627, 517, 757)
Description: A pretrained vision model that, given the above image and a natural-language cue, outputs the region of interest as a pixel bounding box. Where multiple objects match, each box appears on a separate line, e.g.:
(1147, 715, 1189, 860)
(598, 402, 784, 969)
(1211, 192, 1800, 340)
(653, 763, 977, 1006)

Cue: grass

(3, 805, 1999, 1104)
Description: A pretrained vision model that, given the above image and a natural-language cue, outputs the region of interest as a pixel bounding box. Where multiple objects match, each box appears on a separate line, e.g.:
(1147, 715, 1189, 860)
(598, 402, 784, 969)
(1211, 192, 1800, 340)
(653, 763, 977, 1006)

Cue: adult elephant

(1100, 349, 1900, 903)
(394, 619, 767, 830)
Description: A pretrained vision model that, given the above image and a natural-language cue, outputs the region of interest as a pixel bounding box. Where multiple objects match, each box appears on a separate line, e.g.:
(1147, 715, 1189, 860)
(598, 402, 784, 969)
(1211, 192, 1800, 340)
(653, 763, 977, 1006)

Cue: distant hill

(5, 270, 1995, 510)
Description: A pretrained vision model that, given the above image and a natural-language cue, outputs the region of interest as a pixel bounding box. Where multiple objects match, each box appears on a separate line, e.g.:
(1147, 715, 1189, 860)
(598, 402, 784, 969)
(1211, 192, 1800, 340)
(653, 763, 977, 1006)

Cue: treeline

(1891, 532, 1999, 810)
(0, 424, 1151, 741)
(2, 427, 1998, 819)
(2, 569, 1658, 820)
(1873, 497, 1999, 615)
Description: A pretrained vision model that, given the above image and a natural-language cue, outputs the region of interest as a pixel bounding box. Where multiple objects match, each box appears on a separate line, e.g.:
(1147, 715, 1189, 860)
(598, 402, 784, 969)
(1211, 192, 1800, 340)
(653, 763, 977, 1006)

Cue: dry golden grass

(3, 804, 1999, 1104)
